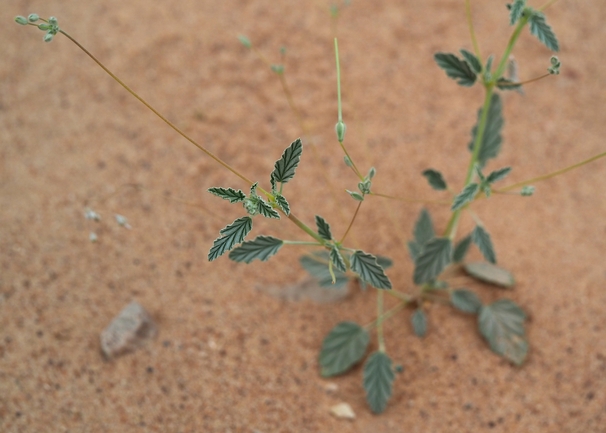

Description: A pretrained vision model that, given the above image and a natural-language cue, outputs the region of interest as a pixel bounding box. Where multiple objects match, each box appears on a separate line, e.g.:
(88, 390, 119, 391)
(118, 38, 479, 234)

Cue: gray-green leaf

(228, 235, 283, 263)
(413, 208, 435, 248)
(330, 247, 347, 273)
(453, 235, 472, 263)
(319, 321, 370, 377)
(486, 166, 512, 184)
(271, 138, 303, 183)
(478, 300, 528, 365)
(257, 199, 281, 219)
(464, 262, 515, 288)
(509, 0, 526, 25)
(350, 250, 392, 289)
(422, 169, 448, 190)
(452, 183, 479, 211)
(451, 289, 482, 314)
(363, 351, 395, 414)
(207, 187, 246, 203)
(496, 78, 522, 91)
(411, 309, 428, 337)
(459, 49, 482, 74)
(315, 215, 333, 241)
(468, 93, 503, 168)
(413, 238, 452, 285)
(529, 11, 559, 52)
(434, 52, 477, 87)
(274, 194, 290, 215)
(208, 216, 253, 261)
(407, 241, 421, 262)
(472, 225, 496, 264)
(346, 190, 365, 201)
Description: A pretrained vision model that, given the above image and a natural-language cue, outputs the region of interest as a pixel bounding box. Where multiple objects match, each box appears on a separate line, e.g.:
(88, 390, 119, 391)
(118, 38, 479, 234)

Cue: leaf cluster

(207, 138, 302, 261)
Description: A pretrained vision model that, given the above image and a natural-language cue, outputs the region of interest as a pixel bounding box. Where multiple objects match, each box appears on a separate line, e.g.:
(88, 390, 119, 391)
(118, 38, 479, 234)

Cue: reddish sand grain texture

(2, 1, 606, 432)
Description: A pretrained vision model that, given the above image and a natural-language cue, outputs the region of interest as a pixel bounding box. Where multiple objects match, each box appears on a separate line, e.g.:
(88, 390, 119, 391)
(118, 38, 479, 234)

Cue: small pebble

(100, 302, 157, 359)
(324, 382, 338, 393)
(330, 402, 355, 420)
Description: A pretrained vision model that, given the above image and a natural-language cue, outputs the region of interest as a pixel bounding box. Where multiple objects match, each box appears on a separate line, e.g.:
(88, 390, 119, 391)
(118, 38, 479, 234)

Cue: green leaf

(496, 77, 522, 91)
(271, 138, 303, 183)
(319, 322, 370, 377)
(459, 49, 482, 74)
(363, 351, 395, 414)
(207, 187, 246, 203)
(451, 183, 479, 211)
(237, 34, 252, 48)
(529, 11, 559, 52)
(330, 247, 347, 273)
(346, 190, 365, 201)
(413, 238, 452, 285)
(464, 262, 515, 288)
(208, 216, 253, 261)
(422, 169, 448, 190)
(486, 167, 512, 184)
(411, 309, 428, 337)
(413, 208, 435, 248)
(228, 235, 283, 263)
(478, 300, 528, 365)
(315, 215, 333, 241)
(472, 225, 496, 264)
(434, 52, 477, 87)
(257, 199, 280, 219)
(521, 185, 535, 196)
(484, 55, 494, 76)
(376, 256, 393, 270)
(469, 93, 503, 168)
(274, 194, 290, 215)
(509, 0, 526, 25)
(350, 250, 392, 289)
(453, 235, 472, 263)
(300, 252, 349, 288)
(451, 289, 482, 314)
(407, 241, 421, 262)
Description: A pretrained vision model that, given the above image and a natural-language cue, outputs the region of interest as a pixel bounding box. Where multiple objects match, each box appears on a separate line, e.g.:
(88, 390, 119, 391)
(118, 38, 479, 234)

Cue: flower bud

(15, 16, 28, 25)
(43, 32, 54, 43)
(335, 121, 346, 142)
(237, 35, 251, 49)
(48, 16, 58, 26)
(38, 23, 51, 31)
(28, 14, 40, 22)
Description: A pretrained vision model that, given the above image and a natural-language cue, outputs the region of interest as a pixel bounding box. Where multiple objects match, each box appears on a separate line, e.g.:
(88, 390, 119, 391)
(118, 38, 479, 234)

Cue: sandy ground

(2, 0, 606, 432)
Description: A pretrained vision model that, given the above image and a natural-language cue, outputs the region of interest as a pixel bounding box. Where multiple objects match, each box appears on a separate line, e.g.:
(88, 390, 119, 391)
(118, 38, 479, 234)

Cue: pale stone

(100, 302, 157, 358)
(330, 402, 356, 420)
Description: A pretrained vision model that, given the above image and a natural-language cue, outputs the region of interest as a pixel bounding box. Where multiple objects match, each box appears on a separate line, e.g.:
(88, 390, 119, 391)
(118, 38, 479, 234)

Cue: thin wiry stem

(59, 30, 255, 188)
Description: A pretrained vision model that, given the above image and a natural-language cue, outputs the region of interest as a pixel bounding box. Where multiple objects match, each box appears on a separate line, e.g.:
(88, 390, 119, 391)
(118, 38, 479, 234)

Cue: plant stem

(340, 200, 362, 243)
(59, 30, 254, 187)
(334, 38, 363, 179)
(494, 17, 529, 80)
(377, 290, 386, 352)
(287, 213, 325, 244)
(365, 299, 409, 331)
(499, 150, 606, 192)
(443, 87, 494, 239)
(538, 0, 560, 12)
(499, 73, 551, 87)
(465, 0, 482, 64)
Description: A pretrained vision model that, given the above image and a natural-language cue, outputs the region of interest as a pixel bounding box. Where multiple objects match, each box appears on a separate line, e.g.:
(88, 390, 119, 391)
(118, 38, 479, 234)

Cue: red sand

(2, 1, 606, 432)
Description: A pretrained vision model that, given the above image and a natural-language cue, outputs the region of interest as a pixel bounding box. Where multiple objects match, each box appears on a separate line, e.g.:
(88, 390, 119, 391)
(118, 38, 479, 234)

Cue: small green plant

(15, 0, 606, 414)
